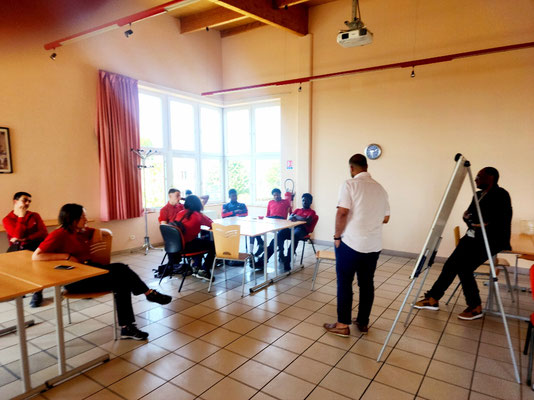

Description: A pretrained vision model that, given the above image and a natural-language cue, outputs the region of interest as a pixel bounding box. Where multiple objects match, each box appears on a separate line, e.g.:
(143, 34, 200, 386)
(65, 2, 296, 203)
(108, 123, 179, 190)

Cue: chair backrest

(530, 265, 534, 300)
(308, 214, 319, 234)
(212, 223, 240, 259)
(160, 224, 185, 254)
(454, 226, 460, 247)
(89, 229, 112, 265)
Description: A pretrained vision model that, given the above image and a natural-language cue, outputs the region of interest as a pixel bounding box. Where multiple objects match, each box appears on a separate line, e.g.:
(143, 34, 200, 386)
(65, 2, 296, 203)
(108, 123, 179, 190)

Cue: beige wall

(0, 0, 222, 252)
(221, 0, 534, 256)
(2, 0, 533, 258)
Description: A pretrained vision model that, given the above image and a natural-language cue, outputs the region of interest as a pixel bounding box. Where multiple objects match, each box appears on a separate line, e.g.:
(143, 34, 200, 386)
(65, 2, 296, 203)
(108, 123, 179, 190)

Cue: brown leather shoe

(323, 322, 350, 337)
(352, 320, 369, 334)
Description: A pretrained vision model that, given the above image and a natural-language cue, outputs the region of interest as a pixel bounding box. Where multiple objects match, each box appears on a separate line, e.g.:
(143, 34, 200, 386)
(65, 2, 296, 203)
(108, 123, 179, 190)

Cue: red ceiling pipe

(201, 41, 534, 96)
(44, 0, 188, 50)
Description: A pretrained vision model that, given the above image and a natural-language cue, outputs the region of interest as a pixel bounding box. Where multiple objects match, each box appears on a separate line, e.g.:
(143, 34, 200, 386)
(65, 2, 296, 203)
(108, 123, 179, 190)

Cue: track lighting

(124, 28, 133, 38)
(50, 52, 57, 60)
(411, 67, 415, 78)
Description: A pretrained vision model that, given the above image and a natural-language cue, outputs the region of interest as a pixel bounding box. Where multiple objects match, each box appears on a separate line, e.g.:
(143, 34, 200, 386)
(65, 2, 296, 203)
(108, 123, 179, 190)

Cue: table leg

(263, 233, 268, 281)
(54, 286, 66, 375)
(273, 232, 278, 278)
(15, 297, 30, 392)
(290, 227, 295, 271)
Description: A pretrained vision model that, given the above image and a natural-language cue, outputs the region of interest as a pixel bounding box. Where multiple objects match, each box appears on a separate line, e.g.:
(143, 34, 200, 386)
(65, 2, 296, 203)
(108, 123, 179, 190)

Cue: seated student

(221, 189, 248, 218)
(172, 195, 215, 281)
(257, 193, 317, 271)
(184, 189, 209, 207)
(3, 191, 48, 307)
(32, 204, 171, 340)
(254, 188, 292, 257)
(159, 188, 184, 224)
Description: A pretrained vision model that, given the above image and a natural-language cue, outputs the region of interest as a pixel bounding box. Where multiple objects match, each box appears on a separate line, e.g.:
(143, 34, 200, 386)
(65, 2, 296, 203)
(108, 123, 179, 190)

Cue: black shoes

(194, 269, 215, 281)
(120, 324, 149, 340)
(145, 289, 172, 305)
(30, 291, 43, 308)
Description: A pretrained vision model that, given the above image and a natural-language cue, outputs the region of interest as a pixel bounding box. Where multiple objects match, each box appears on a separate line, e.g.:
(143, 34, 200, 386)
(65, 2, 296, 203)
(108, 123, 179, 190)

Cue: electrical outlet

(129, 235, 136, 240)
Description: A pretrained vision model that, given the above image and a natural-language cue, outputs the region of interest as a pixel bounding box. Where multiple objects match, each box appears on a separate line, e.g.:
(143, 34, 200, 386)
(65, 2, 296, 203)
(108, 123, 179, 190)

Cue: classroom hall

(1, 0, 534, 399)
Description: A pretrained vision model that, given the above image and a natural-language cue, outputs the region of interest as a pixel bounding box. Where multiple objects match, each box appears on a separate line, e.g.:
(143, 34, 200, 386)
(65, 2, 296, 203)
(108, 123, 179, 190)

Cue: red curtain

(96, 70, 142, 221)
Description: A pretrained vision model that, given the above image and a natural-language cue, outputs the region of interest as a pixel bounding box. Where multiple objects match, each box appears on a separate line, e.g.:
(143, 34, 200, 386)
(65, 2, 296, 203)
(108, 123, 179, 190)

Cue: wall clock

(365, 144, 382, 160)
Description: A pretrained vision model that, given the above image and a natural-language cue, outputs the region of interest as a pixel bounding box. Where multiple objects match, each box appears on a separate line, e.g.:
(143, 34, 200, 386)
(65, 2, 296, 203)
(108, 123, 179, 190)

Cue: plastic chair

(63, 229, 119, 340)
(523, 265, 534, 387)
(159, 224, 205, 292)
(295, 214, 319, 266)
(445, 226, 515, 304)
(311, 250, 336, 290)
(208, 223, 256, 297)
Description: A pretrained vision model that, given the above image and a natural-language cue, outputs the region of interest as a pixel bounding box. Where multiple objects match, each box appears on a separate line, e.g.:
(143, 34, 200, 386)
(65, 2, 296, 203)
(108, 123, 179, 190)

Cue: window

(139, 85, 280, 208)
(224, 103, 281, 205)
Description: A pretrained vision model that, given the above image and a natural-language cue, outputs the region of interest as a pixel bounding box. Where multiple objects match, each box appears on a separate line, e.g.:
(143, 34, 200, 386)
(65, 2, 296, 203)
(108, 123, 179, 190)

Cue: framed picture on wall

(0, 127, 13, 173)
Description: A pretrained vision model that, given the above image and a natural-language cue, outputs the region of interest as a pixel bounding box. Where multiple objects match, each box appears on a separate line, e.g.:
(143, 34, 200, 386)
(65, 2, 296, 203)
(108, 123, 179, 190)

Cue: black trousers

(426, 235, 499, 308)
(184, 238, 215, 271)
(262, 226, 308, 262)
(64, 263, 149, 326)
(335, 241, 380, 326)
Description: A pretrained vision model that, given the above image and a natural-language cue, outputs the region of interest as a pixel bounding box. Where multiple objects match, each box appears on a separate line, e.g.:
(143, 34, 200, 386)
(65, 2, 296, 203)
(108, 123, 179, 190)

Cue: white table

(213, 217, 306, 293)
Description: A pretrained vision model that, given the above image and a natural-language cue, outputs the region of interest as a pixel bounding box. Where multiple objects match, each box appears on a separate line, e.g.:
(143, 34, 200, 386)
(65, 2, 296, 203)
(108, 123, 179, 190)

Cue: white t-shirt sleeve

(337, 181, 352, 209)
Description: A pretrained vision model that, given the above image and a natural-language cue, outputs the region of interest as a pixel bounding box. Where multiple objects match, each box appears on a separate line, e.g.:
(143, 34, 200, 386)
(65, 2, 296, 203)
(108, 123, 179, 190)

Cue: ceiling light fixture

(50, 52, 57, 60)
(124, 24, 133, 38)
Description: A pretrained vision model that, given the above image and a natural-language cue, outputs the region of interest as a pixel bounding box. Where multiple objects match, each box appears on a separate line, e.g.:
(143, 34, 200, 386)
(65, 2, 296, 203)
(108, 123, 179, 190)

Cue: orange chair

(522, 264, 534, 386)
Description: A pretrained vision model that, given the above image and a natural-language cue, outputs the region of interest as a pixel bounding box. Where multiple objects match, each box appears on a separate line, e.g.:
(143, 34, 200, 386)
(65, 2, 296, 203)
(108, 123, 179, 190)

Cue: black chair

(158, 225, 204, 292)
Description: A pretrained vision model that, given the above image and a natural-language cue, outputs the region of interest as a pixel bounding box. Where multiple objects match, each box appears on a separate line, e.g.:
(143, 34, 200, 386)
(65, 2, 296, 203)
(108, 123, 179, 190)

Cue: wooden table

(0, 275, 42, 393)
(0, 251, 110, 399)
(213, 217, 306, 293)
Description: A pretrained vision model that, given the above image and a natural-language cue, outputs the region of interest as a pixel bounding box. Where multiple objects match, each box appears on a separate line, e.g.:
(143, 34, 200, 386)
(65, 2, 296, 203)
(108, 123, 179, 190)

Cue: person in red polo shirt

(257, 193, 318, 271)
(3, 191, 48, 307)
(159, 188, 184, 224)
(172, 195, 215, 282)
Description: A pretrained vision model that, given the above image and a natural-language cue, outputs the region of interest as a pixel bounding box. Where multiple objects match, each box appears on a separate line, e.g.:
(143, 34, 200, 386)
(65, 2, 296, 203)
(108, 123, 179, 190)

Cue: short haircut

(271, 188, 281, 195)
(13, 191, 31, 200)
(483, 167, 500, 184)
(185, 189, 193, 196)
(228, 189, 237, 196)
(349, 153, 368, 168)
(58, 203, 84, 233)
(168, 188, 180, 195)
(302, 193, 313, 202)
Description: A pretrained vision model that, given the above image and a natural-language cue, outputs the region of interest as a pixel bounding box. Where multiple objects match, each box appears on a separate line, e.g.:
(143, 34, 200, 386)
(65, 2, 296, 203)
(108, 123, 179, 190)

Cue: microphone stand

(131, 148, 160, 255)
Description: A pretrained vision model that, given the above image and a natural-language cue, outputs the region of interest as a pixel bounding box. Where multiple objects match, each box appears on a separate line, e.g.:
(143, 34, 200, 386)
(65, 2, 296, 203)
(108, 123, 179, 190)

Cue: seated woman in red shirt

(171, 195, 215, 281)
(32, 204, 172, 341)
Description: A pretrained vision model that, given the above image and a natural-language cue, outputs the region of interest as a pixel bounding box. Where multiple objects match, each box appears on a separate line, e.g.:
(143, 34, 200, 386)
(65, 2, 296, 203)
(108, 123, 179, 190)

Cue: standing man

(414, 167, 512, 320)
(221, 189, 248, 218)
(324, 154, 390, 337)
(159, 188, 184, 224)
(3, 191, 48, 307)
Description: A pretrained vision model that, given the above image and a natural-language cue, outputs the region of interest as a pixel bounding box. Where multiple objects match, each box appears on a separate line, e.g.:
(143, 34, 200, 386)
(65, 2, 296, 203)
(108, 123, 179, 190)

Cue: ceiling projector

(337, 0, 373, 48)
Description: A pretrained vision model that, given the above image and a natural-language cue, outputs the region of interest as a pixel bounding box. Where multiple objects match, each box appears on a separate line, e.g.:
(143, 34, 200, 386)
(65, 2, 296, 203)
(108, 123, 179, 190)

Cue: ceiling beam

(180, 7, 246, 33)
(209, 0, 308, 36)
(220, 21, 265, 38)
(275, 0, 308, 8)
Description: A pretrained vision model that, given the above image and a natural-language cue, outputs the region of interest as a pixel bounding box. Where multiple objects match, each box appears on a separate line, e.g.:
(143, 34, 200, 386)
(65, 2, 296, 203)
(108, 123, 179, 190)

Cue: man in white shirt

(324, 154, 390, 337)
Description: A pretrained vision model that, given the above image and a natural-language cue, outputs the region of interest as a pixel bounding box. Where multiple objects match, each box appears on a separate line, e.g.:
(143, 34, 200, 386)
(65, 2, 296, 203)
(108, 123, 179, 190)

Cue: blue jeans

(335, 241, 380, 326)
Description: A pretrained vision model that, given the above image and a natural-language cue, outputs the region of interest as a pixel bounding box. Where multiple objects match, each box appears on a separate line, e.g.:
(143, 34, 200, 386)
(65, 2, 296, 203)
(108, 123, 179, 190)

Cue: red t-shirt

(293, 208, 318, 233)
(173, 210, 213, 243)
(266, 199, 292, 219)
(159, 202, 185, 223)
(38, 227, 95, 262)
(2, 211, 48, 244)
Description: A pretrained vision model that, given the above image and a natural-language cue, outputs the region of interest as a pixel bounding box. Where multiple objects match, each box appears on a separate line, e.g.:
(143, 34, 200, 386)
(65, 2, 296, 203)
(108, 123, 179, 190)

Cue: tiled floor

(1, 244, 533, 399)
